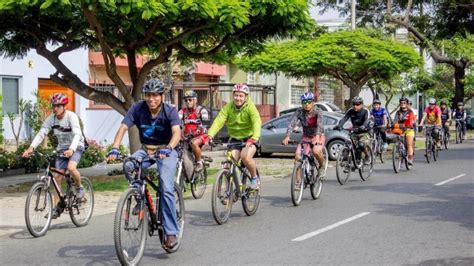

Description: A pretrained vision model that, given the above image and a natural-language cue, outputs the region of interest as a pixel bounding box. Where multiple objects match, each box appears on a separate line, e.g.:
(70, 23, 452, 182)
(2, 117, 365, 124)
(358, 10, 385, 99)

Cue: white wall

(85, 109, 128, 146)
(0, 46, 89, 141)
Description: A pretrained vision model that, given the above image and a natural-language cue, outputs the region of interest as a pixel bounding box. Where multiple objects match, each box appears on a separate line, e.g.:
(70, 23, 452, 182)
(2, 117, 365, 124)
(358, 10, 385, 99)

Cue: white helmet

(233, 83, 250, 95)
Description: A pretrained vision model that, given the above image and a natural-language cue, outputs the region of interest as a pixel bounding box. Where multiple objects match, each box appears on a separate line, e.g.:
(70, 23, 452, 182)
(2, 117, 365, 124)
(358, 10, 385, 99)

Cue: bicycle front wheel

(310, 165, 323, 200)
(290, 162, 304, 206)
(114, 187, 148, 266)
(164, 182, 186, 254)
(336, 147, 351, 185)
(444, 132, 450, 149)
(211, 169, 233, 225)
(359, 146, 374, 181)
(25, 182, 53, 237)
(425, 139, 431, 163)
(392, 142, 402, 173)
(191, 167, 207, 199)
(241, 169, 260, 216)
(69, 177, 94, 227)
(433, 144, 438, 161)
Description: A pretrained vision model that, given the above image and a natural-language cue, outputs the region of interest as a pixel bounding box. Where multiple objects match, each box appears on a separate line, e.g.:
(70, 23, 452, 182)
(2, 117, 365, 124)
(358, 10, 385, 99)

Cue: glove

(359, 126, 366, 132)
(158, 147, 172, 157)
(333, 125, 341, 131)
(107, 148, 120, 158)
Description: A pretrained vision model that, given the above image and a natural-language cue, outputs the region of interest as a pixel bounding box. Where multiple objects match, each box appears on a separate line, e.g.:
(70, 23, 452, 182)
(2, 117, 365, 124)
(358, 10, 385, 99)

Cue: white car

(279, 102, 343, 116)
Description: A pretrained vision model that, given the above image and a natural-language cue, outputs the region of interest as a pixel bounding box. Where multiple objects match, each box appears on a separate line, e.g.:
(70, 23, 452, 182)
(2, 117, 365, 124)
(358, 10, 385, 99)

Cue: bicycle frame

(342, 131, 364, 170)
(220, 142, 254, 198)
(297, 141, 319, 185)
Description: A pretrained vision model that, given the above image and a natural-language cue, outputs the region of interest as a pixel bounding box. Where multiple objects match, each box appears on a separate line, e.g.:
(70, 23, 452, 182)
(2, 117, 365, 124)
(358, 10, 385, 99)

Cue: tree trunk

(313, 76, 320, 101)
(345, 86, 361, 110)
(128, 126, 141, 154)
(452, 66, 465, 110)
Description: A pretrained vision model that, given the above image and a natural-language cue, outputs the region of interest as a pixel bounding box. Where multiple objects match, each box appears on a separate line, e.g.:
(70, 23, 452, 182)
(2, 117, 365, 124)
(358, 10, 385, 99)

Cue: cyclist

(178, 90, 210, 172)
(282, 92, 326, 179)
(419, 98, 442, 148)
(22, 93, 86, 219)
(107, 78, 181, 249)
(206, 83, 262, 190)
(452, 102, 467, 140)
(370, 99, 388, 151)
(440, 101, 451, 139)
(334, 96, 371, 165)
(393, 97, 416, 165)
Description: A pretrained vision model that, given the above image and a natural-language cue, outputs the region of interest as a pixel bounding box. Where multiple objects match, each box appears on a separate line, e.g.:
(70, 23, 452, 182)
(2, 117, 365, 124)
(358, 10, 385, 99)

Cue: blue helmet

(300, 92, 314, 102)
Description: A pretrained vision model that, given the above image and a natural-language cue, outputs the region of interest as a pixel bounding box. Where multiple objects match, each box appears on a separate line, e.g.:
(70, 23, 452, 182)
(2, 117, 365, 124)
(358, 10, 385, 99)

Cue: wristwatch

(166, 145, 173, 150)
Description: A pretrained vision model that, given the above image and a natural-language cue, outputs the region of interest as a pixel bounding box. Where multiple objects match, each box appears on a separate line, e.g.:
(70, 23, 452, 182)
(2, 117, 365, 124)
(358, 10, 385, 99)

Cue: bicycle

(211, 142, 260, 225)
(335, 129, 374, 185)
(392, 133, 412, 173)
(370, 126, 385, 163)
(423, 125, 439, 163)
(455, 119, 465, 144)
(440, 123, 450, 149)
(24, 151, 94, 238)
(175, 135, 213, 199)
(288, 140, 328, 206)
(113, 155, 185, 265)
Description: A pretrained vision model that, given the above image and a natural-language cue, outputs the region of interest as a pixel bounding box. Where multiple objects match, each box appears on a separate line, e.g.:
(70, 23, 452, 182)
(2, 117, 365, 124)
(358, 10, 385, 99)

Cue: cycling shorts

(404, 129, 415, 137)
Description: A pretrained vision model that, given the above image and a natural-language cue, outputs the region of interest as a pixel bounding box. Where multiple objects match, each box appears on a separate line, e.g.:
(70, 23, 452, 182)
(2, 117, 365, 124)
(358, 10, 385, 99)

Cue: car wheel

(327, 139, 345, 161)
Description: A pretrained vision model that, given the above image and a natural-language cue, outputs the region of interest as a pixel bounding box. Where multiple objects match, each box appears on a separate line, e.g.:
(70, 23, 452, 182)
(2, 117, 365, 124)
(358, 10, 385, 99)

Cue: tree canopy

(238, 29, 422, 107)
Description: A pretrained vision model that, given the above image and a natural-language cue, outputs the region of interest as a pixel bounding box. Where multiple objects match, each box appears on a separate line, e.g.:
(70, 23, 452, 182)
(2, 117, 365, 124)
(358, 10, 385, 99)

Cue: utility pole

(351, 0, 356, 30)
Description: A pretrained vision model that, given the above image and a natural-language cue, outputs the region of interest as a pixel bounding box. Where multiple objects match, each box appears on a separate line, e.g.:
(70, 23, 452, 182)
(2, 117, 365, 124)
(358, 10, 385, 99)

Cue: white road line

(292, 212, 371, 242)
(435, 174, 467, 186)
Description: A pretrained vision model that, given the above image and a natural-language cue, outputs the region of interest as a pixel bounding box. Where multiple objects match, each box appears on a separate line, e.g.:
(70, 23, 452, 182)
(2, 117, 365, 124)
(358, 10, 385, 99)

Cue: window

(89, 83, 126, 107)
(316, 103, 328, 111)
(291, 86, 305, 105)
(246, 72, 256, 85)
(272, 116, 291, 129)
(323, 116, 337, 126)
(1, 77, 20, 115)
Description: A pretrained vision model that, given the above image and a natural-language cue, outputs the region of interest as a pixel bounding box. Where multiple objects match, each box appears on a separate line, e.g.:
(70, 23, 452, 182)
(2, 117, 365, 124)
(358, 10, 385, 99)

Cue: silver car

(259, 111, 350, 160)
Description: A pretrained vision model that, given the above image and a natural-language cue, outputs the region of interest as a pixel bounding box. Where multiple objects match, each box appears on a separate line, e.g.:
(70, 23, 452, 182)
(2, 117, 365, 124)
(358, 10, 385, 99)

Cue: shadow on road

(58, 245, 117, 265)
(413, 256, 474, 266)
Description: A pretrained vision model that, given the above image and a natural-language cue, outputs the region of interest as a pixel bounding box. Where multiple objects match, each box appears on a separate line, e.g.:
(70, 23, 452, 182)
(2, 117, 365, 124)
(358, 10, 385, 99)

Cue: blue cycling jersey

(371, 108, 387, 126)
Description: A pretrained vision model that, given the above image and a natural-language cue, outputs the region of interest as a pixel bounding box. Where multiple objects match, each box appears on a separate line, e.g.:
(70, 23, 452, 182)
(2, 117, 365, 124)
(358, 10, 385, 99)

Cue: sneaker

(407, 155, 414, 166)
(363, 156, 371, 165)
(194, 160, 204, 172)
(317, 167, 326, 180)
(382, 143, 388, 151)
(76, 186, 85, 199)
(249, 177, 260, 190)
(46, 207, 62, 219)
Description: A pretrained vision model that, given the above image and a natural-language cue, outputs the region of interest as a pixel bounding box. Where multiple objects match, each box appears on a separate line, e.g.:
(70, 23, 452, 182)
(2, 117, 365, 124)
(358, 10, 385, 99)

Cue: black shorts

(228, 137, 258, 150)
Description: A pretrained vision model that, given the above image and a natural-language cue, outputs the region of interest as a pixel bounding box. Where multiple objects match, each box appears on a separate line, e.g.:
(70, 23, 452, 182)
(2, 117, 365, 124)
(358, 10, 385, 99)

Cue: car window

(326, 102, 342, 112)
(316, 103, 328, 111)
(323, 116, 337, 125)
(272, 116, 291, 128)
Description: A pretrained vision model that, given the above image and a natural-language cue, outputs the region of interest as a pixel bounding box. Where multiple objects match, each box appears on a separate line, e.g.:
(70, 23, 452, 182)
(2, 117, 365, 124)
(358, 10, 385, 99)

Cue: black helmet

(143, 78, 165, 94)
(373, 99, 381, 105)
(457, 102, 464, 106)
(352, 96, 363, 104)
(399, 97, 409, 103)
(440, 101, 447, 106)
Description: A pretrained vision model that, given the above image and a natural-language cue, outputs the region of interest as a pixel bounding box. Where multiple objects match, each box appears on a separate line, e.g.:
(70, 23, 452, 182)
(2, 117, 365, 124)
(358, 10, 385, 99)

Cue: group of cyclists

(22, 78, 469, 255)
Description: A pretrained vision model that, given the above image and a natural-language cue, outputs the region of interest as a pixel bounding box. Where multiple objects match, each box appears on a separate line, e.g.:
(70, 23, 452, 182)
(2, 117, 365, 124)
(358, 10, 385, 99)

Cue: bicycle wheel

(425, 139, 431, 163)
(460, 128, 464, 143)
(69, 177, 94, 227)
(114, 187, 148, 266)
(433, 144, 438, 161)
(404, 149, 412, 170)
(211, 169, 233, 225)
(25, 182, 53, 237)
(456, 126, 460, 144)
(191, 167, 207, 199)
(359, 146, 374, 181)
(164, 182, 185, 254)
(241, 169, 260, 216)
(310, 165, 323, 200)
(336, 147, 351, 185)
(392, 142, 402, 173)
(445, 132, 450, 149)
(290, 161, 304, 206)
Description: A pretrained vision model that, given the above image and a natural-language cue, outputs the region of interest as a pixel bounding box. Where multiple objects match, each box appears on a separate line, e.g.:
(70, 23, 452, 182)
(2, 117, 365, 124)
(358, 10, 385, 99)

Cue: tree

(0, 0, 314, 151)
(238, 29, 422, 109)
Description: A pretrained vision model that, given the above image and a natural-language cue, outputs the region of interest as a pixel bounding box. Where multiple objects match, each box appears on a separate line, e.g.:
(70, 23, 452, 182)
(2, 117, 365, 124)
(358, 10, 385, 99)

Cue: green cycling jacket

(208, 98, 262, 141)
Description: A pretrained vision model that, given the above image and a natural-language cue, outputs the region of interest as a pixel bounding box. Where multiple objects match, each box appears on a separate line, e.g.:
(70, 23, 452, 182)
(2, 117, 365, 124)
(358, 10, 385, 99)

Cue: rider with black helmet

(107, 78, 182, 249)
(439, 101, 451, 138)
(334, 96, 371, 164)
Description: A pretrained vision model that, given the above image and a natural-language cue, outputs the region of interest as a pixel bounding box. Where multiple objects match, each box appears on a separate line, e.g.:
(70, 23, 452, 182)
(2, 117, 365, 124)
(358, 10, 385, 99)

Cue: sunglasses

(353, 103, 361, 106)
(185, 98, 194, 102)
(301, 100, 313, 105)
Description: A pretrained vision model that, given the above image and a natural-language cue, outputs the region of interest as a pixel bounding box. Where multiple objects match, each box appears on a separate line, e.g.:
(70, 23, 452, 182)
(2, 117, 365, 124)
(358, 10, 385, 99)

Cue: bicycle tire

(211, 169, 233, 225)
(460, 128, 464, 143)
(359, 146, 374, 181)
(433, 144, 438, 161)
(164, 182, 186, 254)
(336, 147, 351, 185)
(310, 165, 323, 200)
(456, 126, 460, 144)
(114, 187, 148, 266)
(69, 177, 94, 227)
(444, 132, 450, 149)
(25, 182, 53, 238)
(392, 142, 402, 173)
(191, 167, 207, 199)
(290, 161, 304, 206)
(425, 139, 431, 163)
(241, 169, 260, 216)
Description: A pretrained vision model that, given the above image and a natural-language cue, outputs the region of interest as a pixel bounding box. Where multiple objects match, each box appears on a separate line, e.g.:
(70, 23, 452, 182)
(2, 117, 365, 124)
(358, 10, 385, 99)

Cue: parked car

(279, 102, 343, 116)
(259, 111, 351, 160)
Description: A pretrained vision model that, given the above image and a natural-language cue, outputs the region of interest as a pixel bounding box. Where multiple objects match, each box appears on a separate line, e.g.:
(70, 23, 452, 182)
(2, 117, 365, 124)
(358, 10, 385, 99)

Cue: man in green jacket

(207, 83, 262, 189)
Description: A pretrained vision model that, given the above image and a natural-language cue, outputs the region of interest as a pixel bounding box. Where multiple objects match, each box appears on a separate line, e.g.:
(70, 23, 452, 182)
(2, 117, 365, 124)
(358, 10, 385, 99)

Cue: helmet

(440, 101, 447, 106)
(300, 92, 314, 102)
(457, 102, 464, 106)
(143, 78, 165, 94)
(399, 97, 409, 103)
(373, 99, 381, 105)
(408, 99, 413, 105)
(50, 93, 68, 105)
(232, 83, 250, 95)
(352, 96, 363, 104)
(184, 90, 197, 98)
(428, 98, 436, 105)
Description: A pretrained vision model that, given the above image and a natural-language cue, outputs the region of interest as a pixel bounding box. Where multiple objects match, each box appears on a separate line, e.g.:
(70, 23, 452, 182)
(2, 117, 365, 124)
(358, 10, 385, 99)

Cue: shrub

(16, 143, 52, 173)
(77, 139, 106, 168)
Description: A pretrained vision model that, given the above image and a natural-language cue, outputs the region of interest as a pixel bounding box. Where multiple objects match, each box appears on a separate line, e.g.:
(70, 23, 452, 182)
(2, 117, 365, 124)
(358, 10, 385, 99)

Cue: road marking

(435, 174, 466, 186)
(292, 212, 371, 242)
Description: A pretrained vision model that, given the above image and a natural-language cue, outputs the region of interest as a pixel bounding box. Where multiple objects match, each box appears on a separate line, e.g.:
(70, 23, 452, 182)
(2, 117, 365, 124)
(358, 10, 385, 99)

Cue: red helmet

(50, 93, 68, 105)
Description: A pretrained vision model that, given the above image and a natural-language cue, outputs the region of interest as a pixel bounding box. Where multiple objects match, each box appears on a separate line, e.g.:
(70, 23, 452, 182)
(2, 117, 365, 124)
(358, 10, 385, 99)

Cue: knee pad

(358, 141, 365, 150)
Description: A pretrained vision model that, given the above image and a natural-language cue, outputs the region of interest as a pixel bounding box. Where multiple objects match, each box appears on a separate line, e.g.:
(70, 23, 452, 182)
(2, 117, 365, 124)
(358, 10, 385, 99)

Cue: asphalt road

(1, 141, 473, 265)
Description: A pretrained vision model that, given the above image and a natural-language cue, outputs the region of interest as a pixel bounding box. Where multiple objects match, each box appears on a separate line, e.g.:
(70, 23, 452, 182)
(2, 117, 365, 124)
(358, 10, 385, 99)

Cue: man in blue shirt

(107, 78, 182, 249)
(370, 99, 388, 150)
